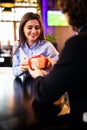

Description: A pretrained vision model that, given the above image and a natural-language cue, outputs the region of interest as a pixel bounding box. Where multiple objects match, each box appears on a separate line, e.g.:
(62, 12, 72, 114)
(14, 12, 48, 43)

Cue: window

(0, 7, 37, 45)
(0, 22, 14, 45)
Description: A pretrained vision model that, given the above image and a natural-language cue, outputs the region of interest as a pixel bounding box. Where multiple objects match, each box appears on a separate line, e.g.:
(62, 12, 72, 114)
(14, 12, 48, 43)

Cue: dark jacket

(31, 27, 87, 128)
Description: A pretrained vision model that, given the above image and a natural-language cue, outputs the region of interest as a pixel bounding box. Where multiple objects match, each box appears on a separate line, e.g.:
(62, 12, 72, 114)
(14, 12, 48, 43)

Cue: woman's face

(23, 19, 41, 45)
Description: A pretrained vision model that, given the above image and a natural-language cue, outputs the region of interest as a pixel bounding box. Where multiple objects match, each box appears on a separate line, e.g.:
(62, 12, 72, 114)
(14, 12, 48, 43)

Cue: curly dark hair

(57, 0, 87, 31)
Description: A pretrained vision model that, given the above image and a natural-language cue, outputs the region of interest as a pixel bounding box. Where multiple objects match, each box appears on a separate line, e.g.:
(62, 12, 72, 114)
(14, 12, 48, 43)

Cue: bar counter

(0, 67, 70, 130)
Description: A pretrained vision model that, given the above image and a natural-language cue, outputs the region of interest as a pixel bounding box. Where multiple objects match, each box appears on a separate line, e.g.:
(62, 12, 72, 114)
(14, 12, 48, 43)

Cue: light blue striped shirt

(12, 40, 59, 77)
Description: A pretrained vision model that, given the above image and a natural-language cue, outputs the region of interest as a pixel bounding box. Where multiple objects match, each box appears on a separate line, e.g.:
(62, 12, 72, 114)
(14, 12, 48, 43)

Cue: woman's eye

(35, 27, 40, 30)
(27, 26, 40, 30)
(28, 27, 32, 29)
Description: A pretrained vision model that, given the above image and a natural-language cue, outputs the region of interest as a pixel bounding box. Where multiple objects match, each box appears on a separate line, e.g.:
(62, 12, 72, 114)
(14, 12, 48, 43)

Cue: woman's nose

(32, 27, 36, 32)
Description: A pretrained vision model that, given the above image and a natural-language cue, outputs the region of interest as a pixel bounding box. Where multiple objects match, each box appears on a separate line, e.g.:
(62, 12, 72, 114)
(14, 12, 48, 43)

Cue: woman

(12, 12, 59, 77)
(28, 0, 87, 128)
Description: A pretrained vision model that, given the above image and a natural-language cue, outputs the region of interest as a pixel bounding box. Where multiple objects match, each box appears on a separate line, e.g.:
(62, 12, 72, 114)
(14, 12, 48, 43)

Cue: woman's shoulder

(14, 40, 20, 47)
(39, 40, 53, 46)
(38, 40, 58, 52)
(13, 40, 20, 54)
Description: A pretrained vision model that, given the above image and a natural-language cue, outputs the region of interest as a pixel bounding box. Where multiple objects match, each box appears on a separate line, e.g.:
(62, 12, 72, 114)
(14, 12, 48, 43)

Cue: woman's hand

(20, 58, 29, 72)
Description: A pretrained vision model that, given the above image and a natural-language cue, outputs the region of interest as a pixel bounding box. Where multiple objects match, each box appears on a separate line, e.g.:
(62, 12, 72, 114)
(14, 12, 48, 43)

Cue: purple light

(42, 0, 47, 34)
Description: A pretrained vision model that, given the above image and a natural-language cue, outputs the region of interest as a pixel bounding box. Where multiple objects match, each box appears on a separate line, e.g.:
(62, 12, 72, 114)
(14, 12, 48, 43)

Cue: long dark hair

(13, 12, 45, 54)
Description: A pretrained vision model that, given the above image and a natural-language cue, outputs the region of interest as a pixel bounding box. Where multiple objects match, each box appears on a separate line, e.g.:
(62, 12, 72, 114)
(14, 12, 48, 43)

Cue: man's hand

(28, 64, 44, 78)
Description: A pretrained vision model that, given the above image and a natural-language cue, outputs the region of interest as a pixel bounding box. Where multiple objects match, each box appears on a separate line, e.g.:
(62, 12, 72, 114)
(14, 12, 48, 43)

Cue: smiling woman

(12, 12, 59, 77)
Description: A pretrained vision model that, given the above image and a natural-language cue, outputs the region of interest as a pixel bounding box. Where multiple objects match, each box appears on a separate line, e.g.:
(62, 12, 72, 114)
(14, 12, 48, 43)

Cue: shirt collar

(22, 40, 40, 49)
(78, 22, 87, 33)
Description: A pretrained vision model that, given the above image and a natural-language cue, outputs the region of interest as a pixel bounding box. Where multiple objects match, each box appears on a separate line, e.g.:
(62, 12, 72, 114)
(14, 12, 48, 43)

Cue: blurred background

(0, 0, 75, 67)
